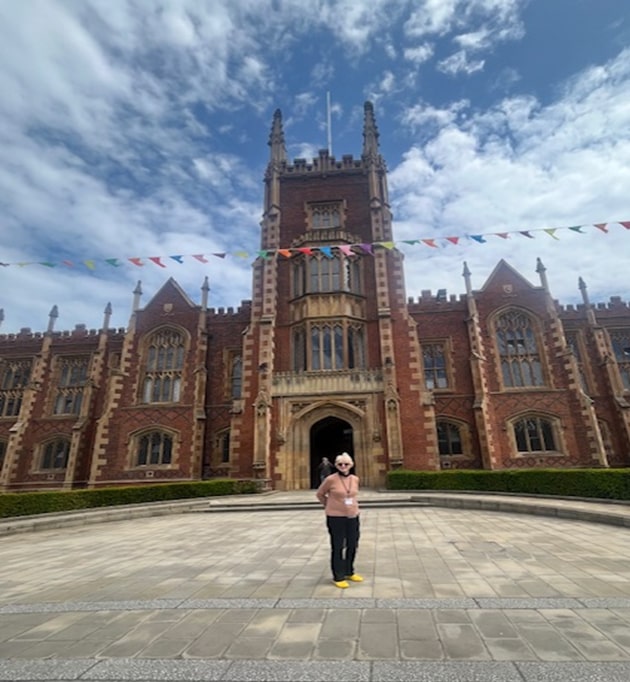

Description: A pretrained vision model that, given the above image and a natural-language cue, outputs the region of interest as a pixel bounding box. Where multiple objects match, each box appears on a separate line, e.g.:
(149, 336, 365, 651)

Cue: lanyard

(338, 473, 352, 497)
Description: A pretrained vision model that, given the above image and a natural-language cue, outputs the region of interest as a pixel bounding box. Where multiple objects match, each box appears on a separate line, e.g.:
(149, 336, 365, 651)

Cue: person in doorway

(317, 456, 333, 482)
(315, 452, 363, 588)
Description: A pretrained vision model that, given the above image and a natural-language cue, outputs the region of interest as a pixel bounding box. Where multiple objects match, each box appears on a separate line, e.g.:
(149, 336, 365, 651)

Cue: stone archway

(309, 417, 353, 488)
(276, 399, 381, 490)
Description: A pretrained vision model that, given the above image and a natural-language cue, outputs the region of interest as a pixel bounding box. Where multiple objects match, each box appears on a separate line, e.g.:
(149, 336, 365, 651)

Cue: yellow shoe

(333, 580, 349, 588)
(347, 574, 364, 582)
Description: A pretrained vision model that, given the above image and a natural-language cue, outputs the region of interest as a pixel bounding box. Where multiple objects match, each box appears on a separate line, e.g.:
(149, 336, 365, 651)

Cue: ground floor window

(436, 420, 463, 455)
(513, 416, 557, 453)
(136, 431, 173, 466)
(41, 438, 70, 470)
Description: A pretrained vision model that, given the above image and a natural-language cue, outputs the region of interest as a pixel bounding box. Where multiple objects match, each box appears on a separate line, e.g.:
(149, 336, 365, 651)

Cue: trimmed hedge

(0, 479, 259, 519)
(386, 468, 630, 501)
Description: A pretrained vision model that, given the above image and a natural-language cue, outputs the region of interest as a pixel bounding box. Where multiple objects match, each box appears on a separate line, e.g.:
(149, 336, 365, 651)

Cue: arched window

(495, 310, 544, 388)
(0, 439, 6, 472)
(0, 358, 31, 417)
(53, 356, 90, 415)
(610, 329, 630, 390)
(141, 329, 185, 403)
(298, 321, 366, 371)
(513, 416, 557, 453)
(218, 431, 230, 463)
(423, 344, 449, 389)
(230, 356, 242, 399)
(292, 255, 361, 297)
(310, 202, 342, 229)
(41, 438, 70, 470)
(136, 431, 173, 466)
(436, 421, 463, 455)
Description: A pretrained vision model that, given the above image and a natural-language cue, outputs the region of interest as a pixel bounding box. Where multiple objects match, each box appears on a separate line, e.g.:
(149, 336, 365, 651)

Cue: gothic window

(308, 202, 342, 229)
(598, 420, 614, 459)
(293, 321, 365, 371)
(495, 310, 544, 388)
(292, 255, 361, 297)
(293, 327, 306, 371)
(0, 358, 31, 418)
(565, 331, 588, 392)
(422, 343, 449, 389)
(41, 437, 70, 470)
(53, 356, 90, 415)
(218, 431, 230, 463)
(513, 416, 558, 454)
(610, 329, 630, 390)
(230, 356, 242, 399)
(436, 421, 463, 455)
(0, 439, 6, 472)
(141, 328, 185, 403)
(136, 431, 173, 466)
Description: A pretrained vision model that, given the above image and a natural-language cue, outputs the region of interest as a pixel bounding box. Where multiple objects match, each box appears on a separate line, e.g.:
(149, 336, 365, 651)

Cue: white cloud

(438, 50, 486, 75)
(403, 44, 434, 65)
(391, 48, 630, 305)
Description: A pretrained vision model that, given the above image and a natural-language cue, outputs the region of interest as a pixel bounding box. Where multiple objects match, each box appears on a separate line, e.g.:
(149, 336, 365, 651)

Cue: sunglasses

(336, 462, 351, 467)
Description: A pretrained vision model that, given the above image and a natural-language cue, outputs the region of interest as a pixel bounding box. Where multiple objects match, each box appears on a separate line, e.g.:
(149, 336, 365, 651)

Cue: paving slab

(1, 492, 630, 680)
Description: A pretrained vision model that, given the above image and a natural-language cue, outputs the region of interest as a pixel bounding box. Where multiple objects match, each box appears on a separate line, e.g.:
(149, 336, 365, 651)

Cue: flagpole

(326, 91, 332, 156)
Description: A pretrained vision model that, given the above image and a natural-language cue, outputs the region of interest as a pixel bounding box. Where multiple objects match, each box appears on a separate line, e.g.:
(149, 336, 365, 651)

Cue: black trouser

(326, 515, 360, 581)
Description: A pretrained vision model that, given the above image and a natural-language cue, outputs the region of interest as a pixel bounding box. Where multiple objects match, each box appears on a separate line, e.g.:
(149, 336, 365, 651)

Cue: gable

(479, 259, 539, 295)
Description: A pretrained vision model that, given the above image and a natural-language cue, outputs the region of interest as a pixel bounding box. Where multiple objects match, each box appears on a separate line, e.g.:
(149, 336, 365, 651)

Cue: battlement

(208, 300, 252, 318)
(0, 326, 127, 343)
(558, 295, 630, 317)
(406, 289, 467, 312)
(279, 151, 366, 176)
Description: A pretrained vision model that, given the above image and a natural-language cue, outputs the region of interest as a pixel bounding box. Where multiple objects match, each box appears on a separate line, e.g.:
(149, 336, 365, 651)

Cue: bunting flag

(2, 219, 629, 272)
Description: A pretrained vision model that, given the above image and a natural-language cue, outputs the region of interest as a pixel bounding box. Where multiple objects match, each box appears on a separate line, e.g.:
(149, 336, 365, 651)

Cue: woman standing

(316, 452, 363, 588)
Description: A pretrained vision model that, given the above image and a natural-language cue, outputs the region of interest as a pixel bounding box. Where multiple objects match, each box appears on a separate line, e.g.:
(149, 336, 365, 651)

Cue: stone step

(194, 499, 429, 513)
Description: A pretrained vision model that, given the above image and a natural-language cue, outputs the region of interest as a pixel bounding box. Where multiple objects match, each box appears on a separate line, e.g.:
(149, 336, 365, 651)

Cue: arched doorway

(310, 417, 353, 488)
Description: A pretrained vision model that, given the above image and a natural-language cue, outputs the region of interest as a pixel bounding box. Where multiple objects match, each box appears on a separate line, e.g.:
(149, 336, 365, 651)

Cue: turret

(536, 257, 549, 292)
(579, 276, 597, 325)
(463, 261, 472, 295)
(201, 276, 210, 311)
(132, 281, 143, 313)
(268, 109, 287, 165)
(362, 101, 380, 160)
(102, 302, 112, 331)
(47, 305, 58, 334)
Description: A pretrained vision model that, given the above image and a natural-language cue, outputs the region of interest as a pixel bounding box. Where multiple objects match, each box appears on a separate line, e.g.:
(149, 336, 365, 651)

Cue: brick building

(1, 102, 630, 491)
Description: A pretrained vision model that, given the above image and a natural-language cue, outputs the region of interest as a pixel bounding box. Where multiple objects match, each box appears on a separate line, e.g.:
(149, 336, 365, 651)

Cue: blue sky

(1, 0, 629, 333)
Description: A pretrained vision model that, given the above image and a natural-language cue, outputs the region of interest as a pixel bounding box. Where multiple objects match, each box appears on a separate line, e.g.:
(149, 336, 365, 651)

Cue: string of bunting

(1, 220, 629, 271)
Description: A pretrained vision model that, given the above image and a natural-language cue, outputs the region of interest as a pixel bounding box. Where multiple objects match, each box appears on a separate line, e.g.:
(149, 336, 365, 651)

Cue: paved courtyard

(2, 493, 630, 680)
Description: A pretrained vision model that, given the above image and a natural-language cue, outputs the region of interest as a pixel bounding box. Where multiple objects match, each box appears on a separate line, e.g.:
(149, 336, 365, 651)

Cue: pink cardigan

(316, 473, 360, 517)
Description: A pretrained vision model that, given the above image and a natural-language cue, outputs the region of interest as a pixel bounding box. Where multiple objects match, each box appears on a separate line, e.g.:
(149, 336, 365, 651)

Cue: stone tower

(228, 103, 437, 490)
